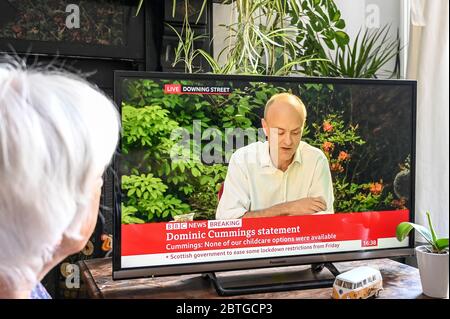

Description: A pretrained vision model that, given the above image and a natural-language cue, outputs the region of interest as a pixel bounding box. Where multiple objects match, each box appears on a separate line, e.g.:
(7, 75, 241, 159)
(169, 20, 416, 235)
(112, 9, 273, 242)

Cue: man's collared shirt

(216, 141, 334, 219)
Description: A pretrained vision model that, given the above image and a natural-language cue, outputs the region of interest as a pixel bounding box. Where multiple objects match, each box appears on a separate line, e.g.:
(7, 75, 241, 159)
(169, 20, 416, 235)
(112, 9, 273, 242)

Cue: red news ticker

(121, 210, 410, 256)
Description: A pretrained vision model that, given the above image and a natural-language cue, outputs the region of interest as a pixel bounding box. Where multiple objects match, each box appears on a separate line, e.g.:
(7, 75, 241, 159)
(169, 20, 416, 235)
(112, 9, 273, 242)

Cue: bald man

(215, 93, 334, 220)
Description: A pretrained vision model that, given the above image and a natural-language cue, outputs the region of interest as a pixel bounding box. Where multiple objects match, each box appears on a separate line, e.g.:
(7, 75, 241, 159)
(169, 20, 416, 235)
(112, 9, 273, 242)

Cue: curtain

(407, 0, 449, 239)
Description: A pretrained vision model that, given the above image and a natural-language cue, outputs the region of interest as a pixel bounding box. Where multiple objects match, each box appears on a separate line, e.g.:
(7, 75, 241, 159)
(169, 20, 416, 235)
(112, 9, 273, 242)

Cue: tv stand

(202, 263, 341, 296)
(80, 258, 426, 299)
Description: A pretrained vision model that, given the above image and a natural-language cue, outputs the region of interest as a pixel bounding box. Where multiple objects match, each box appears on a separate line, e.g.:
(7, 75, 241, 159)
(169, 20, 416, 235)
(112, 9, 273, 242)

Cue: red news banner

(122, 210, 410, 257)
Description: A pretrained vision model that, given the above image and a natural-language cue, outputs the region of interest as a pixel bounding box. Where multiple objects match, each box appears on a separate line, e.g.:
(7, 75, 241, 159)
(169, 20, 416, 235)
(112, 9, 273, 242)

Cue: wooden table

(79, 258, 429, 299)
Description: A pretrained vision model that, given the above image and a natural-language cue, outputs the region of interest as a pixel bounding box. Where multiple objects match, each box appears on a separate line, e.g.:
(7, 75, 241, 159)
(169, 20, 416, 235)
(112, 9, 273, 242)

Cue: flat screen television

(113, 71, 416, 295)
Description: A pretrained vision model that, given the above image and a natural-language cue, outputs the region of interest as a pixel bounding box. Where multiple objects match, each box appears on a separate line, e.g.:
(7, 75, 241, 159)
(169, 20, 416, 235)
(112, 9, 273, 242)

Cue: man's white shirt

(216, 141, 334, 219)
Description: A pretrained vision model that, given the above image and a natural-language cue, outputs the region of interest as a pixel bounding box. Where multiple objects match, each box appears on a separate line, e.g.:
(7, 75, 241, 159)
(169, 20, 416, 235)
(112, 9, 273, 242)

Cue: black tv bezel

(112, 71, 417, 280)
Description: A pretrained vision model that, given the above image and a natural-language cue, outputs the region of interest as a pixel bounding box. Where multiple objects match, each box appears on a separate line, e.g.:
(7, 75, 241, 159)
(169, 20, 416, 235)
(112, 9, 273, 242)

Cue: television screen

(113, 72, 416, 279)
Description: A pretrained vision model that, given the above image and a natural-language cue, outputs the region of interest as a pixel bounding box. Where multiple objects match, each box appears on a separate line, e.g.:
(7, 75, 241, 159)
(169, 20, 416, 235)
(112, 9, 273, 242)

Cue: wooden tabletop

(79, 258, 427, 299)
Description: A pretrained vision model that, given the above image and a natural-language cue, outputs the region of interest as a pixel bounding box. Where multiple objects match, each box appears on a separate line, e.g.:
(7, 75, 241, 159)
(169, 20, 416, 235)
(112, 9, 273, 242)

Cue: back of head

(0, 57, 119, 290)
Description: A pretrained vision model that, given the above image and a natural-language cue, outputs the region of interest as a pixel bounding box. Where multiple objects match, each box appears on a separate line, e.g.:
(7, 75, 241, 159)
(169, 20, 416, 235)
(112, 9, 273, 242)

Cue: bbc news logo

(166, 222, 188, 230)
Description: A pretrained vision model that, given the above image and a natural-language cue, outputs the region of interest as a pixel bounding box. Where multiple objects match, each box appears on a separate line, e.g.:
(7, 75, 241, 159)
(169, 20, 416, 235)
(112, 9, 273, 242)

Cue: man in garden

(215, 92, 334, 220)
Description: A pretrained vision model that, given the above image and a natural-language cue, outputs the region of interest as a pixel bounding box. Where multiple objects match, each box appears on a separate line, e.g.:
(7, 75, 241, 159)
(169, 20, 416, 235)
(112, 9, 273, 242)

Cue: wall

(212, 1, 235, 66)
(334, 0, 407, 78)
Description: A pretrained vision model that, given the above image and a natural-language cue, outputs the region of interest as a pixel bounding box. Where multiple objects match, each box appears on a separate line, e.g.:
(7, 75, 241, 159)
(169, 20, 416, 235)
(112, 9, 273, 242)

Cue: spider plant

(318, 25, 401, 78)
(136, 0, 401, 79)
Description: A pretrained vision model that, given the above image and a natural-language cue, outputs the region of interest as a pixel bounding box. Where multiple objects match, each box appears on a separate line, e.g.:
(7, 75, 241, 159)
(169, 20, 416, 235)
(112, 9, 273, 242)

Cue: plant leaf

(396, 222, 433, 245)
(196, 0, 208, 24)
(426, 211, 438, 244)
(136, 0, 144, 16)
(172, 0, 177, 18)
(436, 238, 449, 252)
(335, 19, 345, 29)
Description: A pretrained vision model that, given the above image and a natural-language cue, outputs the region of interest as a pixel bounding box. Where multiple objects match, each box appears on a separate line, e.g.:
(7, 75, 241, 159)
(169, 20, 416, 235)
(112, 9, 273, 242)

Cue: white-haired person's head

(0, 57, 120, 298)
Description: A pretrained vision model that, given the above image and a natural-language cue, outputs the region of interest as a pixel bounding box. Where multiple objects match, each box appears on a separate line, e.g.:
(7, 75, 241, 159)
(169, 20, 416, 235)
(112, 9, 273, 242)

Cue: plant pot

(415, 245, 449, 298)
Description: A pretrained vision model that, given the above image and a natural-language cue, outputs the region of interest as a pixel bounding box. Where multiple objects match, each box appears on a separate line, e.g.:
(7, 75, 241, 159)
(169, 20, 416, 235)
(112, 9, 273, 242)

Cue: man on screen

(216, 93, 334, 220)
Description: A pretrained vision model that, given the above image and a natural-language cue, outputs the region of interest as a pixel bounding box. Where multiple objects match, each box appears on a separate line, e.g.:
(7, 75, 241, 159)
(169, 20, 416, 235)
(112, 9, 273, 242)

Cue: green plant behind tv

(138, 0, 400, 78)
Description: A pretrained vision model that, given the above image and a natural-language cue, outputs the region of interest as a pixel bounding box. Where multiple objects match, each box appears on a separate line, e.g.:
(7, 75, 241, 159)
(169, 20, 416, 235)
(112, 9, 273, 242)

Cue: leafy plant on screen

(121, 80, 288, 222)
(122, 173, 190, 222)
(303, 113, 395, 213)
(121, 79, 406, 222)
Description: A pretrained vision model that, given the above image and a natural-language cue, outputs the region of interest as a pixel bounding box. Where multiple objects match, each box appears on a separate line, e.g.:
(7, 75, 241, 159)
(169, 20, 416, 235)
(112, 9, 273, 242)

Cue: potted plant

(396, 212, 449, 298)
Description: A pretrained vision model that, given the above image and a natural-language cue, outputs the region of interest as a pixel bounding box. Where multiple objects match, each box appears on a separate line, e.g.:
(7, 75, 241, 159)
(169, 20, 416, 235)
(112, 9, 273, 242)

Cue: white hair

(0, 57, 120, 290)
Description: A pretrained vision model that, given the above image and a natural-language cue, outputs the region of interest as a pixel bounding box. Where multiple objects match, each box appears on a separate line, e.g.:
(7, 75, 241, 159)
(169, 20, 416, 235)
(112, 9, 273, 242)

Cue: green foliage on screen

(121, 79, 403, 223)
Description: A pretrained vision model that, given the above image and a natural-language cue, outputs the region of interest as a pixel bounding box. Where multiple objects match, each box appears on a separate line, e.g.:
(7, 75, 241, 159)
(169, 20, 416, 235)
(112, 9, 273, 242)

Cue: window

(342, 281, 353, 289)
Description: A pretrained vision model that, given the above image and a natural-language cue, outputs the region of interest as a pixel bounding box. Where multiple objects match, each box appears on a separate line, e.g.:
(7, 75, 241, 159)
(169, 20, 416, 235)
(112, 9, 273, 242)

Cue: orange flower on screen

(331, 162, 344, 173)
(338, 151, 350, 161)
(369, 182, 383, 195)
(322, 141, 334, 153)
(391, 198, 407, 209)
(323, 121, 333, 132)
